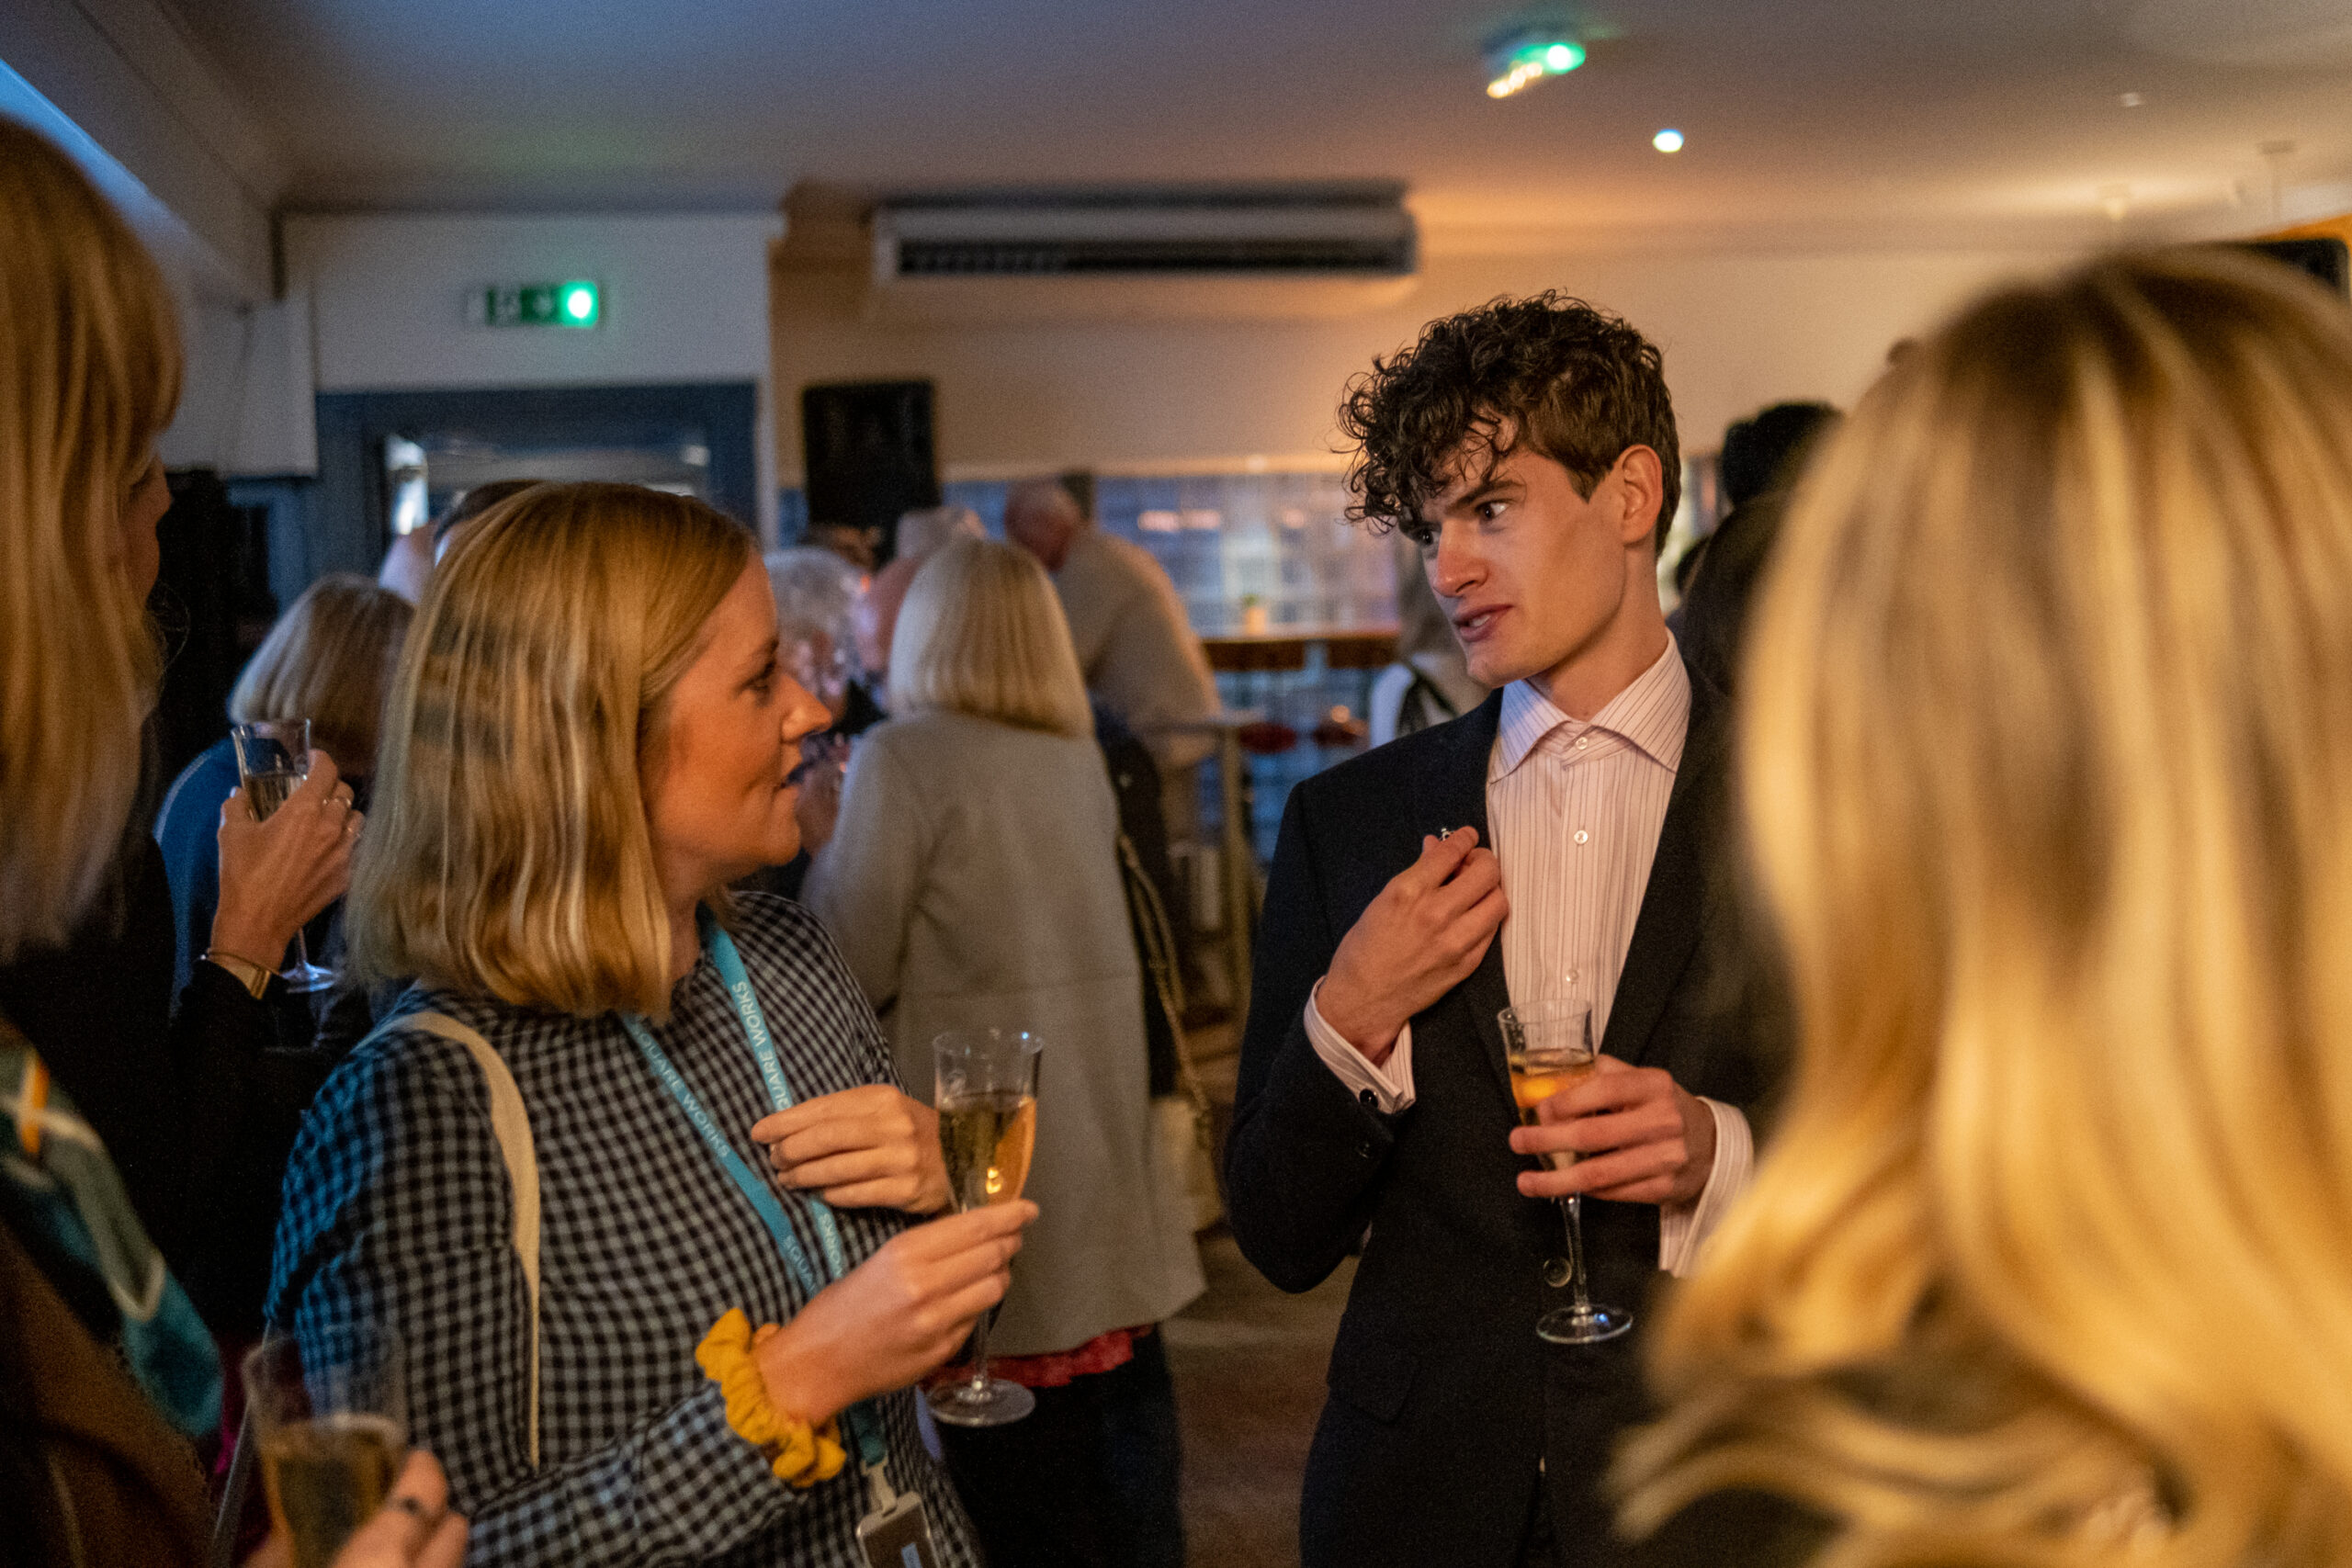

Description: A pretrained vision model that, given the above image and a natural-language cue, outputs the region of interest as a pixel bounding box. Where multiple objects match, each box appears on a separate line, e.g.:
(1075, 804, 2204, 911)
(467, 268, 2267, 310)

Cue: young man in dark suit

(1226, 294, 1785, 1568)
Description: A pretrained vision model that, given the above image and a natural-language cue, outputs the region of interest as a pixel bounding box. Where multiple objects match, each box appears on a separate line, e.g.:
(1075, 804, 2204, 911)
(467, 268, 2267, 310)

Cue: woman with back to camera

(804, 535, 1205, 1568)
(158, 573, 413, 998)
(149, 572, 411, 1337)
(1619, 251, 2352, 1565)
(0, 116, 458, 1568)
(271, 482, 1031, 1567)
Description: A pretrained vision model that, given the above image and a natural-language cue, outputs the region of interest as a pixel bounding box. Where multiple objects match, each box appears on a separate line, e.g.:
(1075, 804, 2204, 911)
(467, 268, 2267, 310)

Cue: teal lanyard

(619, 921, 888, 1473)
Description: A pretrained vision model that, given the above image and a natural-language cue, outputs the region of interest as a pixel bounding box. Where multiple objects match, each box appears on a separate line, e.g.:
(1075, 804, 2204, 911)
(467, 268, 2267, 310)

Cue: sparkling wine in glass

(1501, 998, 1633, 1345)
(228, 718, 336, 993)
(927, 1028, 1042, 1427)
(243, 1328, 407, 1568)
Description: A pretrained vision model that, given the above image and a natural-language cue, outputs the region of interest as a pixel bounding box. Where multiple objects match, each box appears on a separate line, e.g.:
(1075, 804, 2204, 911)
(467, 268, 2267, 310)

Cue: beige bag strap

(1116, 834, 1212, 1135)
(401, 1011, 542, 1470)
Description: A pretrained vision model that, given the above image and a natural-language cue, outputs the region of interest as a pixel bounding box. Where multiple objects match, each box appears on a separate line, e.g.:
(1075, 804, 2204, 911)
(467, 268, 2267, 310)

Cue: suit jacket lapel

(1414, 693, 1516, 1104)
(1600, 666, 1728, 1066)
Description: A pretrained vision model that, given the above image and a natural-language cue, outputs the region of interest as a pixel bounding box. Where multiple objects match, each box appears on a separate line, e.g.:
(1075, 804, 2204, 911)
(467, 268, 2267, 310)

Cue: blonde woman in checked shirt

(1225, 293, 1786, 1568)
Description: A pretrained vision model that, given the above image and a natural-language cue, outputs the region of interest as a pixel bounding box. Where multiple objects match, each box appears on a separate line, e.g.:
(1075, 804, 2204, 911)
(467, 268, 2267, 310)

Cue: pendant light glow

(1653, 128, 1685, 152)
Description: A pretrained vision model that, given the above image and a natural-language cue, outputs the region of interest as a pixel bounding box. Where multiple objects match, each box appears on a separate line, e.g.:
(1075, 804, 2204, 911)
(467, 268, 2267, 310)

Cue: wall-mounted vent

(873, 187, 1418, 284)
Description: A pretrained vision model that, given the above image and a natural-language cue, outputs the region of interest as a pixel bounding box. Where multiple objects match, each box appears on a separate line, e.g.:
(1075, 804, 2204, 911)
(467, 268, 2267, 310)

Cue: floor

(1166, 1228, 1352, 1568)
(1164, 1015, 1353, 1568)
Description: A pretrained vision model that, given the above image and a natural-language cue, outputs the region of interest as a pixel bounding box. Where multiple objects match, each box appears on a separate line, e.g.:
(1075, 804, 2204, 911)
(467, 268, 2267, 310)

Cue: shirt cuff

(1303, 980, 1416, 1112)
(1657, 1099, 1753, 1277)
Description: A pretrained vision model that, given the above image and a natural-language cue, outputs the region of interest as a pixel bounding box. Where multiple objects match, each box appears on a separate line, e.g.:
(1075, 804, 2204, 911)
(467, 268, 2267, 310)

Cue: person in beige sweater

(807, 536, 1204, 1568)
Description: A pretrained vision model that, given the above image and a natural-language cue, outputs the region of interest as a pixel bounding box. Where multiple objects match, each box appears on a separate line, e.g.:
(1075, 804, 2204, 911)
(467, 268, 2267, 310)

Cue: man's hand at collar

(1317, 827, 1508, 1066)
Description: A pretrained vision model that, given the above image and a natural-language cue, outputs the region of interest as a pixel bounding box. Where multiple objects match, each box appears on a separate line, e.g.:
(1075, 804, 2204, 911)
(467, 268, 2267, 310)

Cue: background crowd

(11, 93, 2352, 1568)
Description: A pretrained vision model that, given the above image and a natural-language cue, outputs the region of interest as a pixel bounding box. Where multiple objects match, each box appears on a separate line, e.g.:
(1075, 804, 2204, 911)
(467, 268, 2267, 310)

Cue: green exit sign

(481, 280, 600, 328)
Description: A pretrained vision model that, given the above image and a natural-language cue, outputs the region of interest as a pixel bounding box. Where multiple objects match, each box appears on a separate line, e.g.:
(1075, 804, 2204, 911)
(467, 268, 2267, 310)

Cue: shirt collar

(1493, 635, 1691, 781)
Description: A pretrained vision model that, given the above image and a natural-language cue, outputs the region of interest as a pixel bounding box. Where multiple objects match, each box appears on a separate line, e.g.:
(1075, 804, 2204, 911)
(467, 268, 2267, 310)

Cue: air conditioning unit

(865, 186, 1420, 323)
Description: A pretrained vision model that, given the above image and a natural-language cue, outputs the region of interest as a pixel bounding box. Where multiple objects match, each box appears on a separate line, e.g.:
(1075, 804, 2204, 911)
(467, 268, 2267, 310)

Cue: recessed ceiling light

(1653, 129, 1685, 152)
(2119, 91, 2145, 107)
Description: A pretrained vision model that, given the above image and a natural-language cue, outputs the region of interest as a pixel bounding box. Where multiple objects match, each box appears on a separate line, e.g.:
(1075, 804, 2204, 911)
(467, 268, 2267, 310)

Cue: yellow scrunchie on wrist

(695, 1308, 848, 1488)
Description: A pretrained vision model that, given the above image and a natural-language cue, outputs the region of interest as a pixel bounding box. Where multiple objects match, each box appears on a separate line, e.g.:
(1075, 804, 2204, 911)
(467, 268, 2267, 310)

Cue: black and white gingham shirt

(269, 895, 980, 1567)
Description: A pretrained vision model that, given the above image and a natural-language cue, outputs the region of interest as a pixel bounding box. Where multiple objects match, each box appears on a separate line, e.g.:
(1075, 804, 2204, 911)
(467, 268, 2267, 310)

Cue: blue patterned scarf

(1, 1016, 221, 1438)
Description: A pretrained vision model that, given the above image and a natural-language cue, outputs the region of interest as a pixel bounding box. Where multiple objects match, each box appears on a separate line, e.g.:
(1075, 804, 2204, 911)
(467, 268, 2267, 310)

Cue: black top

(1223, 671, 1789, 1568)
(0, 837, 342, 1336)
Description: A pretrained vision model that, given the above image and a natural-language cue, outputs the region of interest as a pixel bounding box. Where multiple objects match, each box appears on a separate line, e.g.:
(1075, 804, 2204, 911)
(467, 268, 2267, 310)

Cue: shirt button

(1573, 829, 1589, 845)
(1575, 735, 1589, 750)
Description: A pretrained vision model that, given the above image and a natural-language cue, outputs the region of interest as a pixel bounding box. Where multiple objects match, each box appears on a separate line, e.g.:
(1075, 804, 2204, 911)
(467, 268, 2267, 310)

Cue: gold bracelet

(202, 949, 274, 1000)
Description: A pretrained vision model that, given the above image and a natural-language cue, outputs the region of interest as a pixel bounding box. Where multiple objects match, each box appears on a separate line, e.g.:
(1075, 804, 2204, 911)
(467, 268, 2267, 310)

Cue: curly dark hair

(1340, 291, 1680, 548)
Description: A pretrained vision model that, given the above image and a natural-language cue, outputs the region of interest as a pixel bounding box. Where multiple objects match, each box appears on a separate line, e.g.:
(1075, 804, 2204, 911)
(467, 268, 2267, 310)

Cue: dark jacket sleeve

(165, 963, 342, 1332)
(1222, 784, 1404, 1293)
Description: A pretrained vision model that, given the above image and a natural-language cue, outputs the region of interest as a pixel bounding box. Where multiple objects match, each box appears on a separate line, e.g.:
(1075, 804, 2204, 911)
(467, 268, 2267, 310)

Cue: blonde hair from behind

(1620, 251, 2352, 1564)
(0, 120, 182, 961)
(230, 575, 413, 777)
(348, 482, 755, 1019)
(888, 536, 1092, 739)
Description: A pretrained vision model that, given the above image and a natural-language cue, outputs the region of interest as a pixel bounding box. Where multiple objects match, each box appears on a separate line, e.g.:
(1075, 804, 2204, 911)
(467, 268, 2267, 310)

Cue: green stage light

(1485, 32, 1586, 97)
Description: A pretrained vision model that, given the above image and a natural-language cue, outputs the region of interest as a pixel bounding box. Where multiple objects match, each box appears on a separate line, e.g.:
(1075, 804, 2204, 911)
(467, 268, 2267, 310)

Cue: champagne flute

(228, 718, 337, 993)
(243, 1327, 407, 1568)
(1500, 998, 1633, 1345)
(926, 1028, 1043, 1427)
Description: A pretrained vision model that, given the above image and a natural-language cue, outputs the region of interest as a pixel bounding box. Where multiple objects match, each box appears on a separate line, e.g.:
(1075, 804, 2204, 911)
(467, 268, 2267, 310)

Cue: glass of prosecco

(926, 1028, 1043, 1427)
(243, 1327, 407, 1568)
(228, 718, 337, 993)
(1501, 998, 1633, 1345)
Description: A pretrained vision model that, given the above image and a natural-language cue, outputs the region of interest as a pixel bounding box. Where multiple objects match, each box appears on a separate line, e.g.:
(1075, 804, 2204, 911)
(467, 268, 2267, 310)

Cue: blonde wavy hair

(348, 482, 755, 1018)
(888, 536, 1092, 739)
(1619, 251, 2352, 1564)
(229, 574, 413, 777)
(0, 120, 181, 961)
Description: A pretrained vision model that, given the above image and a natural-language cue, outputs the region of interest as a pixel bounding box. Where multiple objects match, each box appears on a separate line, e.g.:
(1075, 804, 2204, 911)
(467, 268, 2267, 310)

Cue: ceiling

(166, 0, 2352, 250)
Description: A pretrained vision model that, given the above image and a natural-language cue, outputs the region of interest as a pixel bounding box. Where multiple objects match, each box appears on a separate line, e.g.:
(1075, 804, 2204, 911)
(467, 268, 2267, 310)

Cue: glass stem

(1557, 1196, 1594, 1315)
(288, 928, 313, 975)
(967, 1307, 994, 1395)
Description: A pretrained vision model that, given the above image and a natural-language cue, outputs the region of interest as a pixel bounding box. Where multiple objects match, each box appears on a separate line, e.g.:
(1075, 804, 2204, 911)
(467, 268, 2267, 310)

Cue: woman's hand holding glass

(754, 1085, 952, 1213)
(247, 1450, 467, 1568)
(212, 747, 361, 970)
(751, 1201, 1035, 1427)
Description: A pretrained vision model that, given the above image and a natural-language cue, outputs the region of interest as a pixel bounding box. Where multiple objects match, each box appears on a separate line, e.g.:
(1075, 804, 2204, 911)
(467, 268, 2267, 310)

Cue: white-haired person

(1002, 479, 1220, 842)
(742, 546, 878, 897)
(0, 118, 458, 1568)
(1620, 251, 2352, 1566)
(271, 482, 1031, 1568)
(806, 536, 1205, 1568)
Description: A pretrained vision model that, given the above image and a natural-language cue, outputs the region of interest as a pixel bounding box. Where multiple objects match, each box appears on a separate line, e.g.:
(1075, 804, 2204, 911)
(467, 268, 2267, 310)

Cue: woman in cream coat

(807, 536, 1204, 1568)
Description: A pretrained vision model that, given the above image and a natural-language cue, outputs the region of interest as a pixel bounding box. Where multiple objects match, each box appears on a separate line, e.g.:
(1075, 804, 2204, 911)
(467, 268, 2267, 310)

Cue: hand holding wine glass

(1500, 998, 1632, 1345)
(223, 720, 359, 992)
(247, 1450, 468, 1568)
(1510, 1056, 1718, 1207)
(752, 1200, 1035, 1426)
